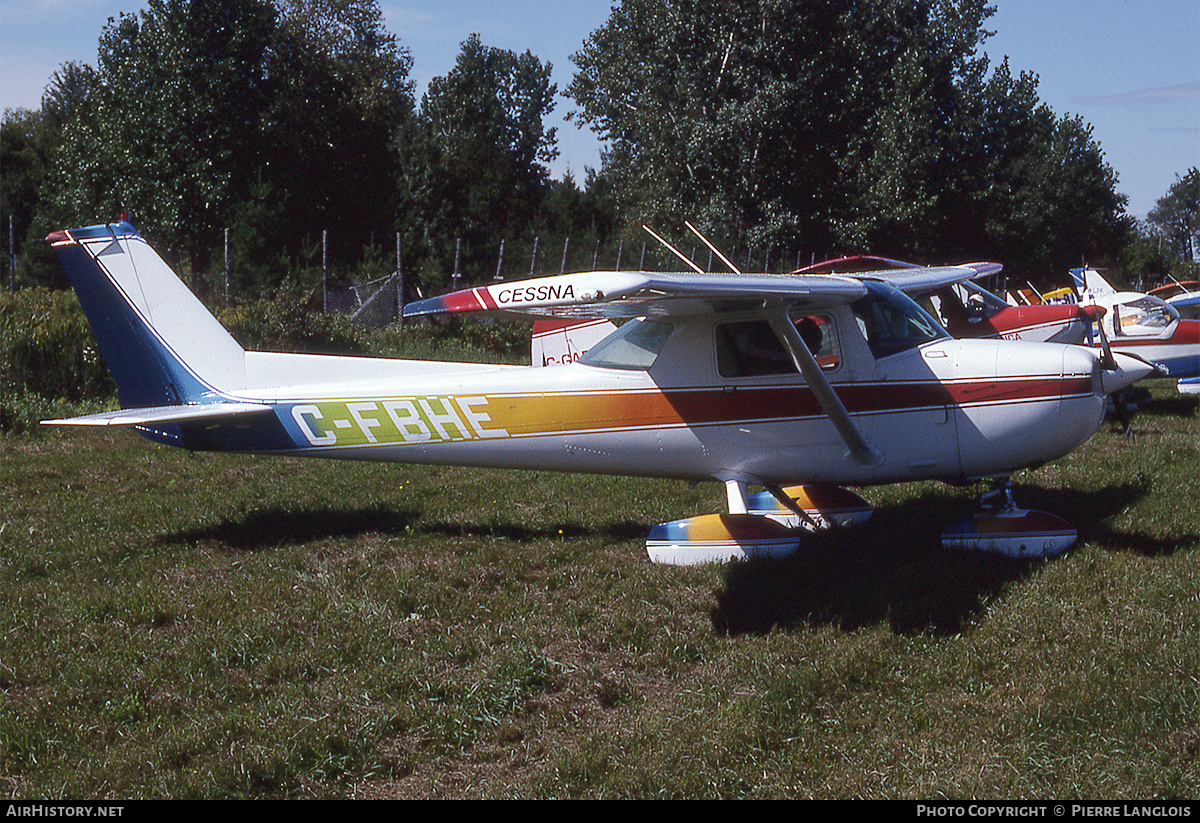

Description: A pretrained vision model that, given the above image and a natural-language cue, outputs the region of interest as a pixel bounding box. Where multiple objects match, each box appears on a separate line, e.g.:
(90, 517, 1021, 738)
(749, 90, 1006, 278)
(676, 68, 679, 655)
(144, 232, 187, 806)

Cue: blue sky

(2, 0, 1196, 218)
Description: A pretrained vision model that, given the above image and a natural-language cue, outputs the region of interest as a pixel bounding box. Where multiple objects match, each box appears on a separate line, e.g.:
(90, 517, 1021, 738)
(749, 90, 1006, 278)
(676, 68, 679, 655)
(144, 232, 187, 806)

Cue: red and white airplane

(43, 221, 1158, 564)
(794, 255, 1100, 345)
(1069, 266, 1200, 382)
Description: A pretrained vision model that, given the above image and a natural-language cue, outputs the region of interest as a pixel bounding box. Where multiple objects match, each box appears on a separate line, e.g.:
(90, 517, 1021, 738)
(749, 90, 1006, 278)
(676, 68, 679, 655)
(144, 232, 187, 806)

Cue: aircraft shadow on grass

(710, 479, 1196, 637)
(157, 504, 647, 551)
(159, 506, 424, 551)
(156, 478, 1191, 637)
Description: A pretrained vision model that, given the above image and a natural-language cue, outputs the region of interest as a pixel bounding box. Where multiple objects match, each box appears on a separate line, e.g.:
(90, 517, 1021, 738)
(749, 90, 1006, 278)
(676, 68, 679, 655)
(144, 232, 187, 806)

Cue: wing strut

(766, 302, 884, 468)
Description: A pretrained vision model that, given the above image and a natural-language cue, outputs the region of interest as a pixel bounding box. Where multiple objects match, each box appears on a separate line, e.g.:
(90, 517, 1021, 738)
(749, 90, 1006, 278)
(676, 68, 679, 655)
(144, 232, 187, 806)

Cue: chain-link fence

(324, 273, 404, 328)
(2, 220, 849, 328)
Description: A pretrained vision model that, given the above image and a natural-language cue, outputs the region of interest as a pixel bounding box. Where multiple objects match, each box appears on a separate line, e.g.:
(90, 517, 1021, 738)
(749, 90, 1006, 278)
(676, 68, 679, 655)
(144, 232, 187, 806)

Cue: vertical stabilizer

(47, 222, 245, 407)
(530, 318, 618, 366)
(1071, 266, 1116, 301)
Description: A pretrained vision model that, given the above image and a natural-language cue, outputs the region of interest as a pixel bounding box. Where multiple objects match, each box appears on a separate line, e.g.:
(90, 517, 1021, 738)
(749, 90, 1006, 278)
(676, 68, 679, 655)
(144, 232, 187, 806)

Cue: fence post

(396, 232, 405, 324)
(453, 238, 462, 289)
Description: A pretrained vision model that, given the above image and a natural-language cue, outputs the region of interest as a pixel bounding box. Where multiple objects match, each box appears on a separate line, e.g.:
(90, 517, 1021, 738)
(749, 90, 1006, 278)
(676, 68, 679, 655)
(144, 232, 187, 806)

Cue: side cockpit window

(715, 312, 841, 378)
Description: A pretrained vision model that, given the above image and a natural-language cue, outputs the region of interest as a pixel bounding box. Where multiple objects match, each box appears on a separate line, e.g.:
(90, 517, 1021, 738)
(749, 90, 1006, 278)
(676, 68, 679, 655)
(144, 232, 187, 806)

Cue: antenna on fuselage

(641, 225, 705, 274)
(685, 221, 743, 275)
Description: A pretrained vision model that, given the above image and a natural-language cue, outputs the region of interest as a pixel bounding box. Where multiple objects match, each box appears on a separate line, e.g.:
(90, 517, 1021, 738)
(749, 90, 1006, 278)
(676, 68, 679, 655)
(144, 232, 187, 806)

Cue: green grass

(1, 382, 1197, 798)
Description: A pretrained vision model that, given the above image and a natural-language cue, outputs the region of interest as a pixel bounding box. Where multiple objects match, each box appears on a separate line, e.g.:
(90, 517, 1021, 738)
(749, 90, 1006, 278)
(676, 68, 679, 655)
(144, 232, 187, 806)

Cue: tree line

(2, 0, 1196, 301)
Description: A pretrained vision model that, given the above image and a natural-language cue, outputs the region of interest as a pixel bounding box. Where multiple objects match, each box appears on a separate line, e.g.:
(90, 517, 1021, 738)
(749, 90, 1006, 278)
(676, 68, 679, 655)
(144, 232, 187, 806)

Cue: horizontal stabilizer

(42, 403, 273, 428)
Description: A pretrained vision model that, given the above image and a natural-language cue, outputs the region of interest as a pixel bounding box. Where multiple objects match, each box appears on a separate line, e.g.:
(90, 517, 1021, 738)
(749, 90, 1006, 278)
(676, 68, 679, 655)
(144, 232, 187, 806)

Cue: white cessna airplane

(44, 221, 1157, 563)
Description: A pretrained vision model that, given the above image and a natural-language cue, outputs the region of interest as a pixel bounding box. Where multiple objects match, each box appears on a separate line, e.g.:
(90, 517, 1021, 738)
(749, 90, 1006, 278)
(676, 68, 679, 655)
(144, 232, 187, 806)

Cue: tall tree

(1147, 168, 1199, 266)
(40, 0, 416, 284)
(263, 0, 416, 266)
(569, 0, 994, 254)
(569, 0, 1129, 278)
(46, 0, 277, 277)
(942, 57, 1130, 281)
(1, 110, 49, 267)
(416, 34, 559, 279)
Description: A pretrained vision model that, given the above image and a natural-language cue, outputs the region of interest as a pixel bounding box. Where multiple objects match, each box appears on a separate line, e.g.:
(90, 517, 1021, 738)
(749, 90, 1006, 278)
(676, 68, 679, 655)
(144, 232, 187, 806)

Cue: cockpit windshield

(578, 318, 673, 370)
(852, 281, 949, 358)
(1112, 296, 1179, 335)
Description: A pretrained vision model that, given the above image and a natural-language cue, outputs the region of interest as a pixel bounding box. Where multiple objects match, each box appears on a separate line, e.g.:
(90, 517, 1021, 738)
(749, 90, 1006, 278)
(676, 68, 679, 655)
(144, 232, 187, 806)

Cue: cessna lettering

(497, 283, 576, 304)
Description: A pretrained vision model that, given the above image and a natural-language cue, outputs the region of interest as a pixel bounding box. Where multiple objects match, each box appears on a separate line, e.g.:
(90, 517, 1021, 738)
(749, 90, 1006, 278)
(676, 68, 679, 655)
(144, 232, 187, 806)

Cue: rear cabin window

(715, 313, 841, 378)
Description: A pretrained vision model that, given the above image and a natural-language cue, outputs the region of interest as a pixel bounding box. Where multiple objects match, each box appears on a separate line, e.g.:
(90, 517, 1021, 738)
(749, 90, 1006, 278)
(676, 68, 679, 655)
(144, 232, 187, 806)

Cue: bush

(1, 288, 116, 401)
(1, 285, 533, 434)
(1, 288, 118, 433)
(217, 287, 372, 355)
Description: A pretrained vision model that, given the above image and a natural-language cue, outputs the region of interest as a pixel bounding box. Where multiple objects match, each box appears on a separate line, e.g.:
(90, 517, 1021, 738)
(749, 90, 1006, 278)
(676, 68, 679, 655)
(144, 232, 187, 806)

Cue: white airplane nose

(1100, 351, 1163, 395)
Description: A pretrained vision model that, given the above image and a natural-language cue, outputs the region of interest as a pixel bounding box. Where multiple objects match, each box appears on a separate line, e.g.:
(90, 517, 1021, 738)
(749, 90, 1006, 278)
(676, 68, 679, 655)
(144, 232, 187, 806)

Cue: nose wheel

(941, 481, 1077, 558)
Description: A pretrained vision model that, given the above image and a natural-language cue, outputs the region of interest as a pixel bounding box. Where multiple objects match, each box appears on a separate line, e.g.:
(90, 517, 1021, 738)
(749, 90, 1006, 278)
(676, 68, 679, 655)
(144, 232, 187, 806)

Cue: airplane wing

(793, 255, 922, 273)
(794, 256, 1002, 294)
(403, 270, 868, 320)
(857, 263, 1002, 294)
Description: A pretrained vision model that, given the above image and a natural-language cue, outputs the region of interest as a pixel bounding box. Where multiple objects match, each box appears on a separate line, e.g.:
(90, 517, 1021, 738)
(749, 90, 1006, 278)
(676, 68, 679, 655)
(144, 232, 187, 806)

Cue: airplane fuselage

(176, 308, 1107, 489)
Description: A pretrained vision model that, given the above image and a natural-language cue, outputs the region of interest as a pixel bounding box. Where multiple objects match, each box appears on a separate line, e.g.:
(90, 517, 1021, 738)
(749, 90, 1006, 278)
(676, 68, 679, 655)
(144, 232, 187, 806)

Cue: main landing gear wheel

(645, 485, 873, 565)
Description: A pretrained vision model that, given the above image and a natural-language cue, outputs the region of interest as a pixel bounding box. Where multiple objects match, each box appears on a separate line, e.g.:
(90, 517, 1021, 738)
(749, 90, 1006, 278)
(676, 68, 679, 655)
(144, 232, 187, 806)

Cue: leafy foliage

(45, 0, 277, 277)
(0, 288, 116, 432)
(411, 34, 560, 280)
(1147, 168, 1200, 268)
(568, 0, 1131, 282)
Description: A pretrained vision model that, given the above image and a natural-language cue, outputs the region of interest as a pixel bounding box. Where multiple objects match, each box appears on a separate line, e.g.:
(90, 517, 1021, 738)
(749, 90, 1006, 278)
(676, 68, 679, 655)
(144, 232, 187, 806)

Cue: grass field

(1, 381, 1197, 799)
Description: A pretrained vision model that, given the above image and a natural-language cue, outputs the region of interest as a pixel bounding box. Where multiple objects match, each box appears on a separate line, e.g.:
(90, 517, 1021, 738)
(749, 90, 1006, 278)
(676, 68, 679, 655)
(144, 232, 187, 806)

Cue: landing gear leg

(976, 479, 1018, 513)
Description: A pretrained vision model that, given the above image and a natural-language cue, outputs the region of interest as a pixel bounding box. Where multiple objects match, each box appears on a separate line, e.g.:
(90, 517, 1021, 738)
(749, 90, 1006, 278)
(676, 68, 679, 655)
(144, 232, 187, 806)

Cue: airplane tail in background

(47, 222, 246, 408)
(1070, 266, 1116, 300)
(530, 317, 617, 366)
